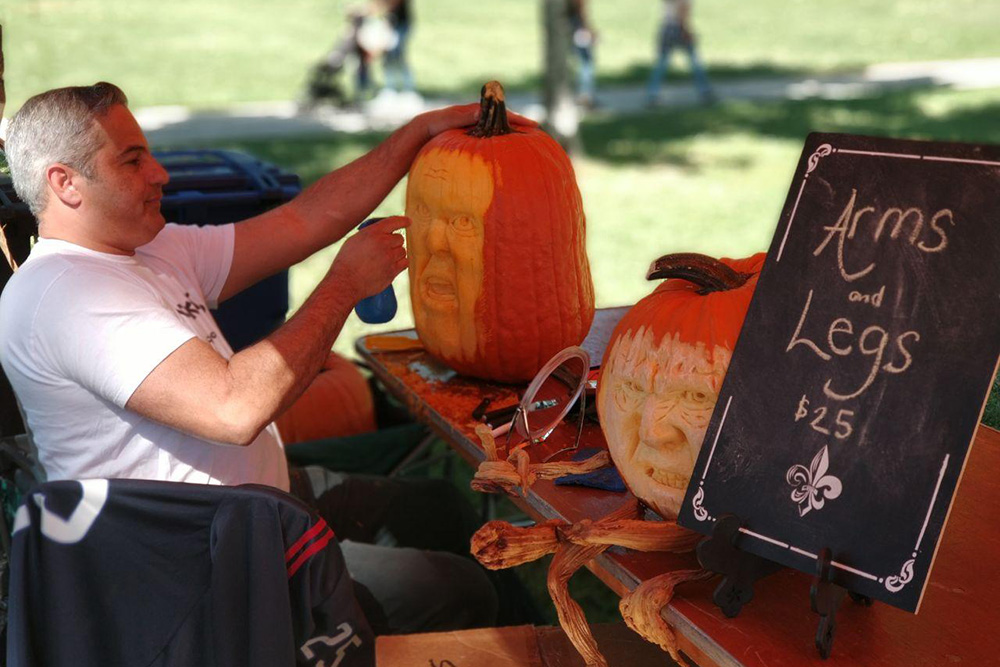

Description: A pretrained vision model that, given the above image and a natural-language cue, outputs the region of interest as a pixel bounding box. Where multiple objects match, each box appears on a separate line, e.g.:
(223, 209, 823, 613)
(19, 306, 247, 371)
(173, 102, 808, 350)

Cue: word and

(795, 395, 855, 439)
(849, 284, 885, 307)
(813, 189, 955, 282)
(786, 290, 920, 401)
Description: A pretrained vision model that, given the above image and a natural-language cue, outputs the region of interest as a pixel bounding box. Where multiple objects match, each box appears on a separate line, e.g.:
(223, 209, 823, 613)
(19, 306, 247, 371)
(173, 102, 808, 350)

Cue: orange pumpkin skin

(275, 353, 376, 445)
(406, 117, 594, 383)
(597, 253, 765, 519)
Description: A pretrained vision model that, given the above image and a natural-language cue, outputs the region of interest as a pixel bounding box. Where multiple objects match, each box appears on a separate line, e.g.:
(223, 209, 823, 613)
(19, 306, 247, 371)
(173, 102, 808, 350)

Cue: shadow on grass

(579, 86, 1000, 169)
(163, 130, 392, 185)
(419, 62, 819, 101)
(598, 61, 818, 88)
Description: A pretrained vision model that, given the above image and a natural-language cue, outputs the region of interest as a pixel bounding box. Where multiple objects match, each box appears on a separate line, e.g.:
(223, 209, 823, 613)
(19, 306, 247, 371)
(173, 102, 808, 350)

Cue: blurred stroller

(302, 6, 398, 110)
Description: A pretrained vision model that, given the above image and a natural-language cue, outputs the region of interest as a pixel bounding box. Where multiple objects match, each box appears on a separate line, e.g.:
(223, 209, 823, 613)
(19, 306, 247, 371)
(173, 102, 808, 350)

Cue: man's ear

(46, 164, 84, 208)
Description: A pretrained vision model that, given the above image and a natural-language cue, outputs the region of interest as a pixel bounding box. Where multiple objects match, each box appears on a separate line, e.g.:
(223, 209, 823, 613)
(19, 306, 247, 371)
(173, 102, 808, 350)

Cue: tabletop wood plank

(356, 310, 999, 667)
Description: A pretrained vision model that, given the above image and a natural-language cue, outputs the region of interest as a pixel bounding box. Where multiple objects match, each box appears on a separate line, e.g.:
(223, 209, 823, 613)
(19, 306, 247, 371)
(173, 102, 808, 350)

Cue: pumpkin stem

(646, 253, 752, 295)
(468, 80, 513, 138)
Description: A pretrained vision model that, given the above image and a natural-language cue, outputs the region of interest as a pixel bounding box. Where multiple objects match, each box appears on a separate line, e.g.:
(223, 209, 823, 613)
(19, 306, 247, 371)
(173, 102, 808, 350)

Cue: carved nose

(427, 218, 449, 253)
(638, 398, 686, 451)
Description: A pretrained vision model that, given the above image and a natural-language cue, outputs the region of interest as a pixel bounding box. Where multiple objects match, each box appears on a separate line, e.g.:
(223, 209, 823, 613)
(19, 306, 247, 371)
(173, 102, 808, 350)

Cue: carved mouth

(633, 441, 690, 489)
(648, 468, 689, 489)
(420, 273, 457, 311)
(425, 278, 455, 298)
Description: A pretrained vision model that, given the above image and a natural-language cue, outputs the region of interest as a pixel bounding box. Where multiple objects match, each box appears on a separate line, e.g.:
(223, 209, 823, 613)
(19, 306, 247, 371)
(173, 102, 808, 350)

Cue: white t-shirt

(0, 223, 289, 491)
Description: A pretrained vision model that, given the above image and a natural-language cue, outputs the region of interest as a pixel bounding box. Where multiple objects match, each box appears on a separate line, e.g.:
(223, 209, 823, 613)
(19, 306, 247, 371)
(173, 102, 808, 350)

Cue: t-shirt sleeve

(36, 268, 198, 408)
(155, 223, 235, 308)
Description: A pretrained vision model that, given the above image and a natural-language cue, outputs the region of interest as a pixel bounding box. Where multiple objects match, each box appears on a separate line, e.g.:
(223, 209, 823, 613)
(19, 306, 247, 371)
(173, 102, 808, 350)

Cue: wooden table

(356, 308, 1000, 667)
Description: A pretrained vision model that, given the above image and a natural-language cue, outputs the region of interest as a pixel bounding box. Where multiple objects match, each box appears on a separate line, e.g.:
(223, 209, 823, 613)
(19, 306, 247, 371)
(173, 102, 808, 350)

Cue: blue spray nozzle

(353, 217, 399, 324)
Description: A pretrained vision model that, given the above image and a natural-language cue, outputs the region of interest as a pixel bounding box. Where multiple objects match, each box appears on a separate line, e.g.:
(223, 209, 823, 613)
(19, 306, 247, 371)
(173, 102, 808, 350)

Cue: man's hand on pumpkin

(329, 215, 410, 303)
(419, 103, 538, 139)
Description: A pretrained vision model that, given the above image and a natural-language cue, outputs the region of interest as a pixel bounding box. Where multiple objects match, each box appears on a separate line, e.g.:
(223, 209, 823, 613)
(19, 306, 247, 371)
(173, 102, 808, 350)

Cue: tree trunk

(541, 0, 580, 154)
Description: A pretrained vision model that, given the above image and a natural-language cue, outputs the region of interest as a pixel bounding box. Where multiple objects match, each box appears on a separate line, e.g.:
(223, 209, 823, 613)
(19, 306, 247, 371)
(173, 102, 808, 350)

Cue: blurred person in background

(380, 0, 416, 98)
(569, 0, 598, 108)
(646, 0, 716, 106)
(302, 5, 374, 108)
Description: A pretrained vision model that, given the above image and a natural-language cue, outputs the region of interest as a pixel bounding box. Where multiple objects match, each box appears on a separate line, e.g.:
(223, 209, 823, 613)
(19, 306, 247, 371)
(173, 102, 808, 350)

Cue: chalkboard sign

(677, 133, 1000, 613)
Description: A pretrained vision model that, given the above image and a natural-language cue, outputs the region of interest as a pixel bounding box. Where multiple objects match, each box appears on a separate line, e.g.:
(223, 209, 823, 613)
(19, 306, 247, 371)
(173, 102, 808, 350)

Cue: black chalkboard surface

(677, 133, 1000, 613)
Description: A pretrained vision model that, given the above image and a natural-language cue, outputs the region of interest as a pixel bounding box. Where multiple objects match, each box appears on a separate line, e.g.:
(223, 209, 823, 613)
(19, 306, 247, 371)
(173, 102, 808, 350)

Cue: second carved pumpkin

(405, 82, 595, 383)
(597, 252, 766, 519)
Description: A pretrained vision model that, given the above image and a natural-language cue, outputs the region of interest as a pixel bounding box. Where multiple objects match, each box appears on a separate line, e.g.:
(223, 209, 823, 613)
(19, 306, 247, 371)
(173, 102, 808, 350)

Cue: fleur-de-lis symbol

(786, 446, 842, 517)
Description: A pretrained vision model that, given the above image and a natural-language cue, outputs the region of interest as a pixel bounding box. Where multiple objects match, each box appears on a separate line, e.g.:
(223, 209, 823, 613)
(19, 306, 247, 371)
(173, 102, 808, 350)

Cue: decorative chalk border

(776, 144, 1000, 263)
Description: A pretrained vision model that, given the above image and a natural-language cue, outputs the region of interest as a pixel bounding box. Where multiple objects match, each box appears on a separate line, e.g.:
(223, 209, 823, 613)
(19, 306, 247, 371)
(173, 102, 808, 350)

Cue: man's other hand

(330, 215, 410, 303)
(419, 103, 538, 139)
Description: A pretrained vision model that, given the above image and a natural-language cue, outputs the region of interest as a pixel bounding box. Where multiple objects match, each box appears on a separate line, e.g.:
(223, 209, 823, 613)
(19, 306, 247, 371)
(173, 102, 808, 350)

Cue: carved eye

(451, 214, 475, 233)
(413, 202, 430, 219)
(614, 381, 643, 412)
(685, 391, 711, 405)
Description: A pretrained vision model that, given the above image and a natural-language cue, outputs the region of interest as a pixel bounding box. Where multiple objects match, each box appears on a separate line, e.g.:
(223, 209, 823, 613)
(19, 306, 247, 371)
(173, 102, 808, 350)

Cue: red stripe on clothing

(287, 528, 335, 578)
(285, 518, 330, 563)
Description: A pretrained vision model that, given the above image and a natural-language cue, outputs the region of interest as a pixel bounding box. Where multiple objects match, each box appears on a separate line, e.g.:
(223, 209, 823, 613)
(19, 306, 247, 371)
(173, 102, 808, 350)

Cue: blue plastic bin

(155, 150, 302, 351)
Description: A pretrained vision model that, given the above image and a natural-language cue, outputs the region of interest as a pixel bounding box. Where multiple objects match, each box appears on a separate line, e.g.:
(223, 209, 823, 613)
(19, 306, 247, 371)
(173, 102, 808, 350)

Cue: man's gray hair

(5, 82, 128, 216)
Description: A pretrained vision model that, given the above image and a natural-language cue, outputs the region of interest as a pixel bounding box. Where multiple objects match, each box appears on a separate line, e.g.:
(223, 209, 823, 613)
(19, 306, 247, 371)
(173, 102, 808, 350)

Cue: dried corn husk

(470, 461, 527, 495)
(561, 517, 702, 552)
(549, 540, 611, 667)
(620, 569, 714, 667)
(471, 446, 611, 496)
(545, 502, 642, 666)
(469, 419, 710, 667)
(471, 520, 561, 569)
(475, 423, 501, 462)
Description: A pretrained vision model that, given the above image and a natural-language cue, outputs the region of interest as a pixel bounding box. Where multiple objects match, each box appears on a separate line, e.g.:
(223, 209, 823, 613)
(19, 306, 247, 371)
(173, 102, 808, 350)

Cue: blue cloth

(555, 448, 627, 492)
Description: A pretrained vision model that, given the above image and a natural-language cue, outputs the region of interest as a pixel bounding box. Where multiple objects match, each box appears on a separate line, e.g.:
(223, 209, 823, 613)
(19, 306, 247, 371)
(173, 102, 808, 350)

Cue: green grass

(987, 379, 999, 429)
(4, 0, 1000, 110)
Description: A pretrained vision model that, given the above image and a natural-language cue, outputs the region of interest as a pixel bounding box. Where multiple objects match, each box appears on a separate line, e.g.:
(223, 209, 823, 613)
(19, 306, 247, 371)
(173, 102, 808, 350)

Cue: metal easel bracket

(696, 513, 784, 618)
(810, 547, 873, 659)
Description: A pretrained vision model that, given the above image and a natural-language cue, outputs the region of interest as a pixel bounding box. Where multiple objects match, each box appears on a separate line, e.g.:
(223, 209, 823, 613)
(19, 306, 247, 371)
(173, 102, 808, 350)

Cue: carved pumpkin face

(597, 253, 765, 519)
(405, 82, 594, 382)
(406, 149, 491, 364)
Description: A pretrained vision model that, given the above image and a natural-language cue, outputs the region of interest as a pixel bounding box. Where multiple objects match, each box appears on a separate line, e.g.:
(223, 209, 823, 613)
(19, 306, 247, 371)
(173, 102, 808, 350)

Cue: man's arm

(217, 105, 480, 303)
(127, 216, 408, 446)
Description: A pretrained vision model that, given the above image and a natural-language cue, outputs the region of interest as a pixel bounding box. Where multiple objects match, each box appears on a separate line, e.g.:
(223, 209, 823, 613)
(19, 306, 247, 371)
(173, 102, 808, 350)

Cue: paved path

(136, 58, 1000, 144)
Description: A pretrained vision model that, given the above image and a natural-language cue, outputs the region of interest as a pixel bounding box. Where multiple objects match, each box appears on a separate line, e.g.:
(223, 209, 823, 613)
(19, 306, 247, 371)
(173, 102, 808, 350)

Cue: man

(0, 82, 531, 634)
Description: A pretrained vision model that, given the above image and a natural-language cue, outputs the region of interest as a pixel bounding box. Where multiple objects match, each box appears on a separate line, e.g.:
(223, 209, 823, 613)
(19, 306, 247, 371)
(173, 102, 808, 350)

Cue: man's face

(73, 104, 169, 253)
(406, 149, 491, 362)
